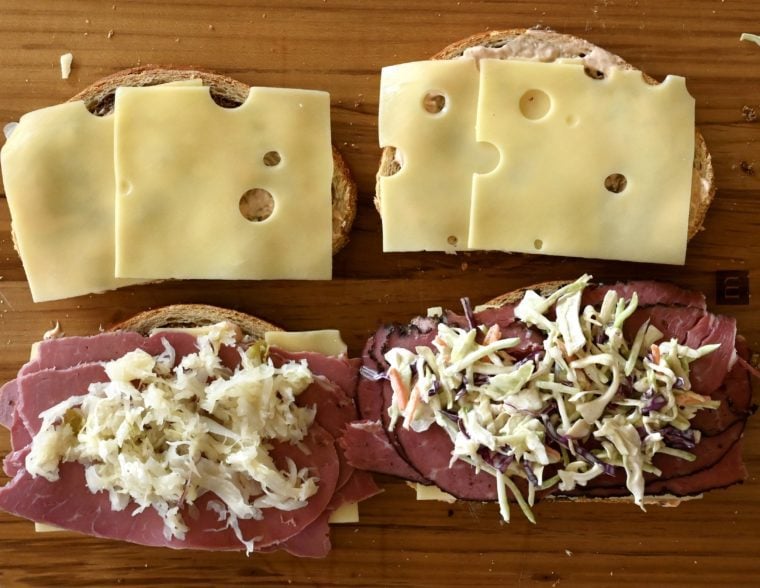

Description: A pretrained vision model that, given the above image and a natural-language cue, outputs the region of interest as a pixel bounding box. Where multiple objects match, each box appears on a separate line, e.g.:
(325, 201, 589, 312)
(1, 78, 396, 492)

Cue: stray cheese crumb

(59, 53, 73, 79)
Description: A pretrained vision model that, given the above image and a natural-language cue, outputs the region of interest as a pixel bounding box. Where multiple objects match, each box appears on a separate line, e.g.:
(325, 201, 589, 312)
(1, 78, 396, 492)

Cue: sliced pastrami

(394, 422, 497, 500)
(645, 439, 746, 496)
(0, 423, 339, 551)
(621, 305, 707, 344)
(269, 348, 360, 492)
(584, 420, 745, 490)
(340, 420, 428, 483)
(572, 436, 746, 499)
(329, 470, 382, 511)
(269, 512, 332, 558)
(686, 314, 738, 395)
(17, 330, 233, 378)
(583, 281, 707, 309)
(690, 360, 753, 435)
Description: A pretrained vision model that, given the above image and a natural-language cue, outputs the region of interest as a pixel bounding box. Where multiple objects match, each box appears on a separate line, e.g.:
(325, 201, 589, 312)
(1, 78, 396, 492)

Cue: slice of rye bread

(70, 66, 357, 255)
(110, 303, 282, 339)
(376, 28, 715, 241)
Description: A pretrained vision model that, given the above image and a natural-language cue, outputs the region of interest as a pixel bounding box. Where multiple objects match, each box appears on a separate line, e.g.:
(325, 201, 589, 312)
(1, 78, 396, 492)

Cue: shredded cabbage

(25, 322, 319, 553)
(382, 275, 720, 521)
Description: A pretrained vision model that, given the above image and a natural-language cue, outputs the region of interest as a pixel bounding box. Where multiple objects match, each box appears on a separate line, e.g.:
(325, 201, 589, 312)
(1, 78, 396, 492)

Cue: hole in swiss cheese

(604, 173, 627, 194)
(239, 188, 274, 222)
(519, 90, 551, 120)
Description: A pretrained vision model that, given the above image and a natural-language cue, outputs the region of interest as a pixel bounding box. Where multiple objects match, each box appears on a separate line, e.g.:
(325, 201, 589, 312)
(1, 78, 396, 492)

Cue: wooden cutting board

(0, 0, 758, 585)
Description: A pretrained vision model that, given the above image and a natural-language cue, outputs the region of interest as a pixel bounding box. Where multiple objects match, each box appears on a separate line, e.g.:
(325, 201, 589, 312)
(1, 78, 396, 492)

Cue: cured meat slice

(2, 364, 109, 477)
(395, 420, 497, 500)
(268, 348, 361, 401)
(340, 419, 428, 483)
(582, 281, 707, 309)
(685, 314, 738, 395)
(0, 379, 18, 428)
(19, 332, 145, 376)
(572, 438, 746, 499)
(269, 348, 362, 492)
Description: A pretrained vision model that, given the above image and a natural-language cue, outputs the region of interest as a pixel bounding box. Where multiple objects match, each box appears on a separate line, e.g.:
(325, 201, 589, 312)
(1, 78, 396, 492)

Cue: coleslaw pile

(383, 275, 720, 522)
(25, 323, 319, 552)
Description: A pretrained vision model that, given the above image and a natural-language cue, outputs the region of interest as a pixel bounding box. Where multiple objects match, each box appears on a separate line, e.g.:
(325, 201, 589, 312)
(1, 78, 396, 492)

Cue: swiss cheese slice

(114, 85, 333, 280)
(0, 102, 142, 301)
(378, 59, 695, 264)
(470, 60, 694, 264)
(378, 60, 495, 252)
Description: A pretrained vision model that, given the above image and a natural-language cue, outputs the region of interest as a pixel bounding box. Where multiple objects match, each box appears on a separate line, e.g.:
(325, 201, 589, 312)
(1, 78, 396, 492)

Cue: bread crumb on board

(742, 105, 758, 122)
(59, 52, 73, 79)
(739, 161, 755, 176)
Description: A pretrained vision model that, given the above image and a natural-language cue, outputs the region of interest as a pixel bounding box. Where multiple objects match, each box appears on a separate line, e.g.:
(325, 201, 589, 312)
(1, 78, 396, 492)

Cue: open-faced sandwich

(376, 29, 714, 264)
(0, 305, 379, 557)
(344, 276, 753, 521)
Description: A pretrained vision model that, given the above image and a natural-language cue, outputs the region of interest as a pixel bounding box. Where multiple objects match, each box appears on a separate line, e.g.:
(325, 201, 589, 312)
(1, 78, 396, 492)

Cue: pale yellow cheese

(265, 330, 347, 356)
(411, 482, 457, 503)
(470, 60, 694, 264)
(34, 522, 64, 533)
(114, 85, 333, 280)
(0, 102, 143, 302)
(378, 59, 695, 264)
(378, 60, 496, 252)
(327, 501, 359, 524)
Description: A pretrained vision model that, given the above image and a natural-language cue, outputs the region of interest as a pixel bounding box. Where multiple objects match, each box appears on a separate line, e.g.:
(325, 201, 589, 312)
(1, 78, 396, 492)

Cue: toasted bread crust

(71, 66, 357, 255)
(111, 303, 281, 339)
(376, 29, 715, 241)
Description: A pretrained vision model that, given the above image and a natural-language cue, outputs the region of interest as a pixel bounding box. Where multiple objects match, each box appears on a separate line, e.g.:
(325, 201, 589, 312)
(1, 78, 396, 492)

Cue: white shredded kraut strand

(384, 275, 721, 522)
(25, 322, 318, 553)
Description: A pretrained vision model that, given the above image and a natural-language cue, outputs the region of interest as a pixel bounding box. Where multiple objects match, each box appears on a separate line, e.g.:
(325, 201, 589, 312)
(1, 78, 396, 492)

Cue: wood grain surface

(0, 0, 759, 586)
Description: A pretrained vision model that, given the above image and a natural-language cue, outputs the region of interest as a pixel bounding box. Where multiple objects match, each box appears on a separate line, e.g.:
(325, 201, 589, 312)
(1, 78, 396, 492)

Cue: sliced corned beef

(0, 424, 339, 551)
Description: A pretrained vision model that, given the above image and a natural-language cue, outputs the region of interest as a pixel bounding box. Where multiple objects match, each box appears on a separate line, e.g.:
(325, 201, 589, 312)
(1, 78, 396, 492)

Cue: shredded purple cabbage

(641, 388, 667, 415)
(522, 461, 539, 486)
(440, 409, 459, 423)
(542, 418, 570, 450)
(455, 374, 469, 400)
(661, 425, 696, 450)
(473, 373, 490, 386)
(575, 446, 616, 476)
(477, 446, 514, 473)
(359, 365, 388, 381)
(460, 297, 475, 331)
(427, 380, 441, 396)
